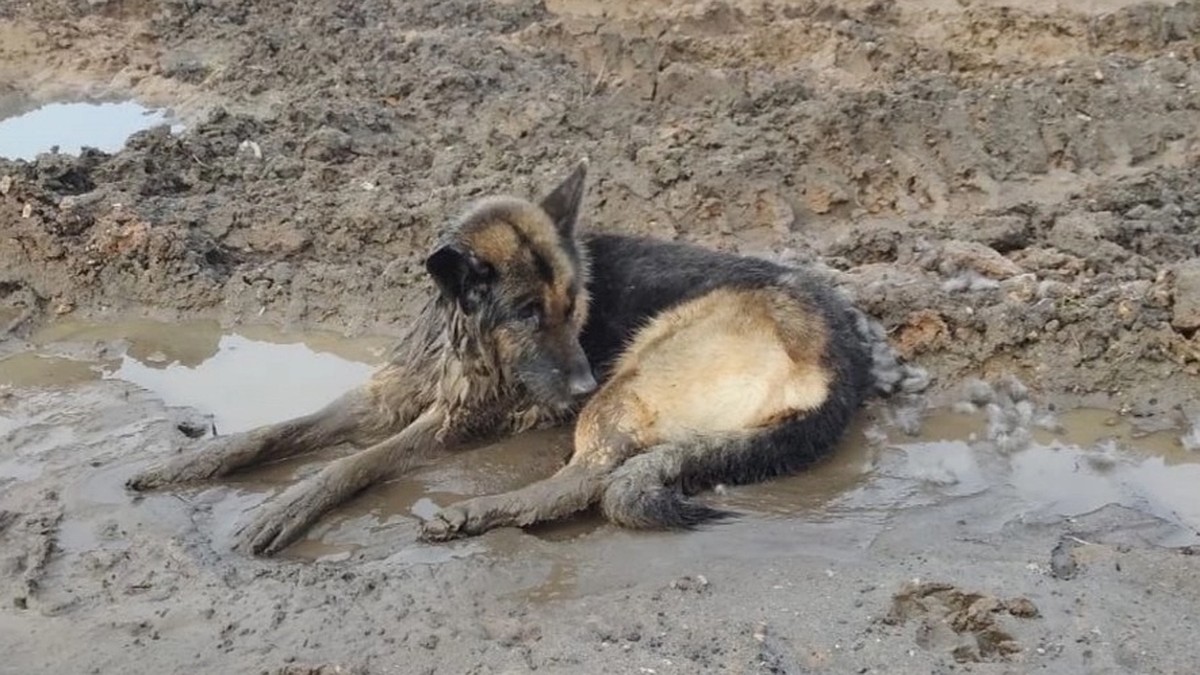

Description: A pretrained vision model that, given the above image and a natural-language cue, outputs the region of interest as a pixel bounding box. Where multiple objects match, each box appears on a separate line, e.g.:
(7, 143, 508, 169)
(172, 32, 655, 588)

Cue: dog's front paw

(233, 476, 333, 556)
(126, 435, 248, 491)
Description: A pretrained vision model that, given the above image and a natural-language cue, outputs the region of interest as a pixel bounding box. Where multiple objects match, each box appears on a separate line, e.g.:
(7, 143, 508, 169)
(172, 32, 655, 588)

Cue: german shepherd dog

(127, 160, 926, 555)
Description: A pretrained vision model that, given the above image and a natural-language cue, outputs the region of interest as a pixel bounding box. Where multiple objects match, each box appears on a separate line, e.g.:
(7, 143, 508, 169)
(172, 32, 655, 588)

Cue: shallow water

(2, 319, 390, 434)
(2, 319, 1198, 601)
(0, 100, 181, 160)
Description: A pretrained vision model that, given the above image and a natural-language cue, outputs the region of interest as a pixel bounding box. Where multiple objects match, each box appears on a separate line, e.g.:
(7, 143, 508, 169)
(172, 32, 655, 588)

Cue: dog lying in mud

(127, 160, 926, 556)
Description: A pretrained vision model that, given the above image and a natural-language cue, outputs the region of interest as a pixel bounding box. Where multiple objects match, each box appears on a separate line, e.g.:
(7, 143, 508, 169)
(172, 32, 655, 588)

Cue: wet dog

(127, 160, 926, 554)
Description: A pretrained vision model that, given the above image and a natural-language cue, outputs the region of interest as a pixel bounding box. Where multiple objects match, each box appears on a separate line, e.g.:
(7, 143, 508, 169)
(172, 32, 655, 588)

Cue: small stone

(21, 203, 33, 218)
(895, 309, 949, 358)
(0, 175, 12, 196)
(1005, 597, 1040, 618)
(237, 140, 263, 160)
(301, 126, 353, 163)
(962, 215, 1028, 250)
(805, 184, 848, 215)
(939, 240, 1023, 280)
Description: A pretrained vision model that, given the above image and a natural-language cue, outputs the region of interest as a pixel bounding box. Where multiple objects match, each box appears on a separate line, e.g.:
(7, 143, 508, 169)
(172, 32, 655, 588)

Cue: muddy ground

(2, 0, 1200, 672)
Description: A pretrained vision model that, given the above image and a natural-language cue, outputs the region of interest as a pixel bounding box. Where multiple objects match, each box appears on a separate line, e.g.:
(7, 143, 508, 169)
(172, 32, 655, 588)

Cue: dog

(127, 159, 926, 555)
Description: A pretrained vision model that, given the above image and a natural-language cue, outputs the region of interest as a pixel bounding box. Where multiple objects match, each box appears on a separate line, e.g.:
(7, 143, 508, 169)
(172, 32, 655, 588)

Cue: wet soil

(3, 323, 1200, 673)
(3, 0, 1200, 672)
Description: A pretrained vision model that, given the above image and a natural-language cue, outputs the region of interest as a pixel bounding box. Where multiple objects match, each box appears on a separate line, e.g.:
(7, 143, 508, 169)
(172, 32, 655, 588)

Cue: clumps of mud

(883, 580, 1040, 664)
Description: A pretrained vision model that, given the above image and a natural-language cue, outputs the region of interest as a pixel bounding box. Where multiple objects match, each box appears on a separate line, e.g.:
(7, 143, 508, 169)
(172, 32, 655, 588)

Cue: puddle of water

(3, 319, 392, 435)
(110, 333, 377, 435)
(5, 317, 1199, 606)
(0, 100, 182, 161)
(867, 409, 1200, 538)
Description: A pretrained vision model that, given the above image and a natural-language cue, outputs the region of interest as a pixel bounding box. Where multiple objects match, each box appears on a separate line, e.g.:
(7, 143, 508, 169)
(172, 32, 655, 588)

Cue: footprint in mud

(882, 580, 1040, 664)
(0, 494, 64, 610)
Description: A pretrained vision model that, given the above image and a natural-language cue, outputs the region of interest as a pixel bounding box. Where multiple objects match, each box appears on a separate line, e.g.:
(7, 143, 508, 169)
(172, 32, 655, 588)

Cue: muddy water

(2, 321, 1198, 604)
(2, 319, 390, 434)
(0, 101, 182, 160)
(273, 407, 1199, 602)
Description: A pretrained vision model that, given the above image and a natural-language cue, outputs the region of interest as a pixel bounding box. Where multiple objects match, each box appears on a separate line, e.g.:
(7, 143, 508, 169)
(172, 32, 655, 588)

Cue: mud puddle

(1, 319, 389, 433)
(177, 405, 1200, 601)
(3, 320, 1198, 606)
(261, 406, 1200, 603)
(0, 100, 180, 160)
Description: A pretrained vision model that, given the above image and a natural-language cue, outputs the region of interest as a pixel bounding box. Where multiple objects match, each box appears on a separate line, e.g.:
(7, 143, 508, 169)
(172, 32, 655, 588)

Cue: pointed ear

(425, 244, 493, 314)
(539, 158, 588, 241)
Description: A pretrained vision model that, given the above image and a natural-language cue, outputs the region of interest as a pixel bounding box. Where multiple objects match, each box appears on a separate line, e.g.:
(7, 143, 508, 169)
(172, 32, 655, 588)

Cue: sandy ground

(2, 0, 1200, 672)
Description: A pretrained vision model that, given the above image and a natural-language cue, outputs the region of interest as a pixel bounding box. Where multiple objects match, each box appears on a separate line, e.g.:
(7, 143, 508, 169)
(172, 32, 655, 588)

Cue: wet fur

(126, 160, 926, 554)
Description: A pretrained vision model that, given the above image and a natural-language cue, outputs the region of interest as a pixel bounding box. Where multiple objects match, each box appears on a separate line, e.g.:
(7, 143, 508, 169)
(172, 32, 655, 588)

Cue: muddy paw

(126, 452, 222, 491)
(126, 435, 253, 491)
(419, 507, 468, 542)
(234, 477, 332, 556)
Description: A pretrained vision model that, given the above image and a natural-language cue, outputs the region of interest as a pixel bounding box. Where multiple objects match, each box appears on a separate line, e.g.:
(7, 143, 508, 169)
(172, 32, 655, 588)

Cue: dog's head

(426, 160, 595, 408)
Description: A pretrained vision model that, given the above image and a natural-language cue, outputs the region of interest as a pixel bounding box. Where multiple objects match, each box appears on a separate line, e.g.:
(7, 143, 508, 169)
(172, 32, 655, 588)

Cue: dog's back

(580, 233, 872, 389)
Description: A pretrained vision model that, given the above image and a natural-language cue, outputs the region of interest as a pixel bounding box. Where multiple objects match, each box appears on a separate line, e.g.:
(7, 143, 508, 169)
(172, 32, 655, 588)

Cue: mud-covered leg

(234, 406, 447, 556)
(419, 459, 611, 541)
(421, 386, 643, 541)
(126, 390, 369, 491)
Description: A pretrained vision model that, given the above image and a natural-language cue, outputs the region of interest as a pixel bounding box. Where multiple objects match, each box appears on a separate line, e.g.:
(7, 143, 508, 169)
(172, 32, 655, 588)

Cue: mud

(3, 324, 1200, 673)
(2, 0, 1200, 671)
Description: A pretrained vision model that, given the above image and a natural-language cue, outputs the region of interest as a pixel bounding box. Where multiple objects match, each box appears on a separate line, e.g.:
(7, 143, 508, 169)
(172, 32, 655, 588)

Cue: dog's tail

(600, 398, 855, 530)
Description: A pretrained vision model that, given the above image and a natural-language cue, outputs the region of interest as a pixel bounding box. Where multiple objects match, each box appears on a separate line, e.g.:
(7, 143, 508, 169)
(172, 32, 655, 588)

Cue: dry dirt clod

(1005, 597, 1040, 618)
(1170, 259, 1200, 331)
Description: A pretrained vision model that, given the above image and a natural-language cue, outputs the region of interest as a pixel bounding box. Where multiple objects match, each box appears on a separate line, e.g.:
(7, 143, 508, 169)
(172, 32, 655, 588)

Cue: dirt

(2, 0, 1200, 672)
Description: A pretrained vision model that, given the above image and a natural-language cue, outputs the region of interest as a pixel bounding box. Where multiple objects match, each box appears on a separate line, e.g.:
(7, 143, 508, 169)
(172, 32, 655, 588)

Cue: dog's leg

(418, 458, 611, 541)
(235, 405, 447, 556)
(420, 391, 643, 541)
(126, 364, 424, 490)
(126, 396, 359, 490)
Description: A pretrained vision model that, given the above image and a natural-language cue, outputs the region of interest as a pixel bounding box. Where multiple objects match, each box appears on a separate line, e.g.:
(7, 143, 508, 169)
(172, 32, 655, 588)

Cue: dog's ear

(539, 158, 588, 242)
(425, 244, 494, 314)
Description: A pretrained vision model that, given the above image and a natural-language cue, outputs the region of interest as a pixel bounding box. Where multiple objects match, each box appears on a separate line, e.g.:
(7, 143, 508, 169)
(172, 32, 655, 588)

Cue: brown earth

(2, 0, 1200, 673)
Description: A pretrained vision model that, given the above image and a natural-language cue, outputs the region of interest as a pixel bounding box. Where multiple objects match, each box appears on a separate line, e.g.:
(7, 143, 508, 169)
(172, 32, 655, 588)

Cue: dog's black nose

(569, 370, 597, 396)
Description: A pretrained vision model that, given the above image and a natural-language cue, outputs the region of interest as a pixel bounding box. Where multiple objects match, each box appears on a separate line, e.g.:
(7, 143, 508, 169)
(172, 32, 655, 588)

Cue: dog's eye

(515, 301, 543, 326)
